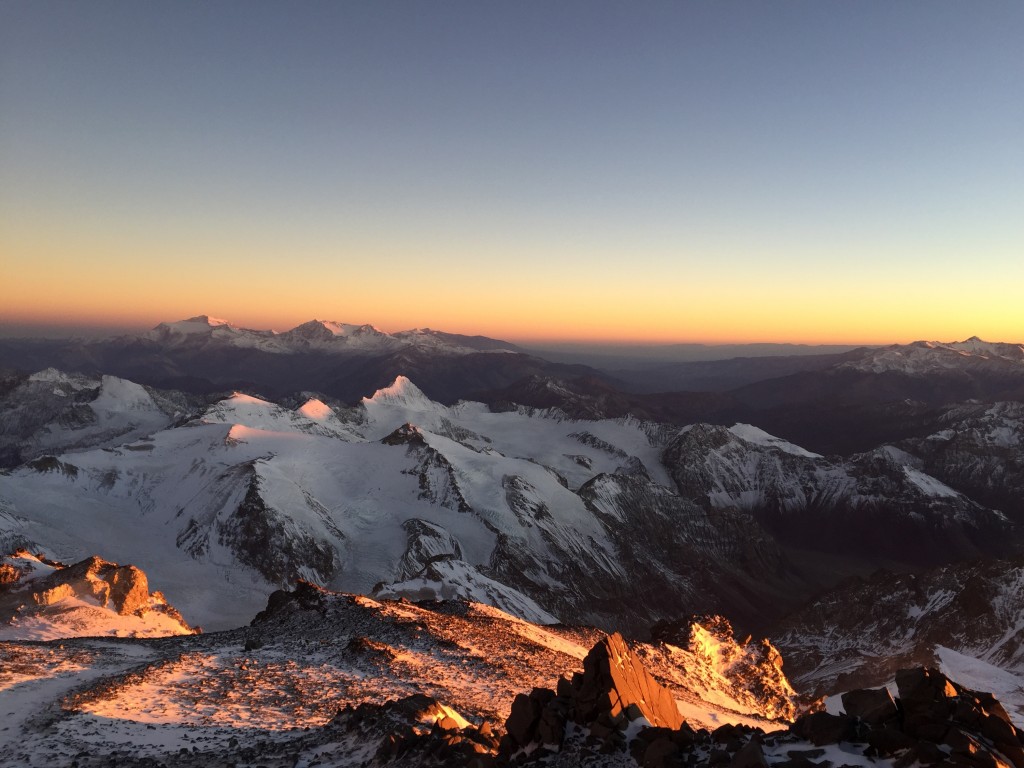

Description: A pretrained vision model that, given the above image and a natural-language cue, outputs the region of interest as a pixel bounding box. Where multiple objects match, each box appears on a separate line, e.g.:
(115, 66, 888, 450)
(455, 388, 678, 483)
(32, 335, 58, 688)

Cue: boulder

(791, 712, 855, 746)
(897, 667, 958, 740)
(842, 687, 899, 724)
(730, 738, 770, 768)
(505, 688, 555, 748)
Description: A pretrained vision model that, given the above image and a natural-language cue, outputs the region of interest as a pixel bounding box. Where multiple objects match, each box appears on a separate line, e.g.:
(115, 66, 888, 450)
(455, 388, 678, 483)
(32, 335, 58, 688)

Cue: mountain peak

(187, 314, 229, 326)
(363, 376, 435, 410)
(152, 315, 232, 335)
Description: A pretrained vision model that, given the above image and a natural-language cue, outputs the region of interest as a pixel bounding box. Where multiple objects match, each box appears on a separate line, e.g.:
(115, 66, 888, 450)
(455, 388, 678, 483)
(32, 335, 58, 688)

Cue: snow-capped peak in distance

(839, 337, 1024, 374)
(153, 315, 231, 333)
(141, 316, 520, 356)
(285, 319, 390, 339)
(363, 375, 437, 411)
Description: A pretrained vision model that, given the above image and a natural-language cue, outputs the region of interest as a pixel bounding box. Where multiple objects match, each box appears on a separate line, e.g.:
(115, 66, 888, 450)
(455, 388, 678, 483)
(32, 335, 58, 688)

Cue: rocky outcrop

(502, 656, 1024, 768)
(652, 615, 801, 722)
(794, 667, 1024, 768)
(501, 632, 683, 757)
(33, 555, 151, 615)
(575, 632, 683, 729)
(0, 550, 195, 638)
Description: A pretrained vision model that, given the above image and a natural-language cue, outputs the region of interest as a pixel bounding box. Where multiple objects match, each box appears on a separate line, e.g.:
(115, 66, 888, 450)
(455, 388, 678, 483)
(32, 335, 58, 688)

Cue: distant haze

(522, 342, 866, 368)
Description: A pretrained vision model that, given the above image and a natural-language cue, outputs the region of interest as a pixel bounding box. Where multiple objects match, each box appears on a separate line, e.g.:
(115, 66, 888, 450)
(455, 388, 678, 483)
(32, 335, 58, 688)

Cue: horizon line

(0, 316, 1010, 349)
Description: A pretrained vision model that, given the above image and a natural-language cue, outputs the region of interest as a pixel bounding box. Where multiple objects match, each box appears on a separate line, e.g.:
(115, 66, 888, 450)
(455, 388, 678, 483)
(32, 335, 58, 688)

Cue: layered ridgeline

(0, 315, 597, 404)
(1, 369, 1017, 634)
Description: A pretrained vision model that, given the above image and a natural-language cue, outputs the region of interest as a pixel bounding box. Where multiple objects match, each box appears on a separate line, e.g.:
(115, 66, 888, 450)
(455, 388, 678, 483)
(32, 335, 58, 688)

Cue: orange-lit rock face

(575, 632, 683, 730)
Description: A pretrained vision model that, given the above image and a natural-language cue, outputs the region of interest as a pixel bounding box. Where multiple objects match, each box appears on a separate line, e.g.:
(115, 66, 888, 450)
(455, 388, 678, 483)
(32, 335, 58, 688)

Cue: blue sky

(2, 1, 1022, 342)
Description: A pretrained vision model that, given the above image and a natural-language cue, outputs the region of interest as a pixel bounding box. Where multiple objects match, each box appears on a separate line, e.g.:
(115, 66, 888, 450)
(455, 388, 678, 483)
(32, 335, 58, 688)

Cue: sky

(1, 1, 1022, 344)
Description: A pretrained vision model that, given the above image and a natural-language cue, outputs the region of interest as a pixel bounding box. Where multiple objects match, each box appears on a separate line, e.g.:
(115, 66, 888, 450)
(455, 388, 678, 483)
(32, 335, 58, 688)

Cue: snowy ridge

(839, 337, 1024, 375)
(0, 370, 188, 466)
(0, 372, 824, 635)
(0, 375, 683, 631)
(143, 315, 519, 356)
(894, 401, 1024, 521)
(727, 423, 821, 458)
(666, 423, 989, 513)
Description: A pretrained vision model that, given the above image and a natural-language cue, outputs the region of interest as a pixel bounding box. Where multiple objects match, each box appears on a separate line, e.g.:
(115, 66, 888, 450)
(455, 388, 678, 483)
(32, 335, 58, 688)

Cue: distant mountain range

(4, 318, 1023, 457)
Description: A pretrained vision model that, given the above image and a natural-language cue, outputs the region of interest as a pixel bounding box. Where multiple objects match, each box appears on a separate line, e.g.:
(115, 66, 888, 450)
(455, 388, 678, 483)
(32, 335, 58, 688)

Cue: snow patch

(728, 424, 821, 458)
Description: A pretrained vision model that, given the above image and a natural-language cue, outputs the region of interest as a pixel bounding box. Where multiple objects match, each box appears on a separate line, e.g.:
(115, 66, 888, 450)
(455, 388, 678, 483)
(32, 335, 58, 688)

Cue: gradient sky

(1, 1, 1022, 344)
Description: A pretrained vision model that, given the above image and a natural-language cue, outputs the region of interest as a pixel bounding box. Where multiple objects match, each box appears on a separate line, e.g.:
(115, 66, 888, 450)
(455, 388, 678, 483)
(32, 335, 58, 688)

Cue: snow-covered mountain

(2, 370, 1016, 635)
(838, 337, 1024, 375)
(0, 368, 199, 467)
(0, 373, 817, 634)
(662, 423, 1015, 565)
(148, 315, 523, 356)
(725, 337, 1024, 455)
(894, 401, 1024, 521)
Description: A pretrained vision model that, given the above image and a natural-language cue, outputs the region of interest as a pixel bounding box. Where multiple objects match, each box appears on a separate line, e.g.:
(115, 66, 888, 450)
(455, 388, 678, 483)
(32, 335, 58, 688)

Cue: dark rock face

(840, 686, 898, 725)
(216, 470, 339, 587)
(894, 401, 1024, 522)
(790, 711, 854, 746)
(251, 579, 328, 623)
(823, 669, 1024, 768)
(500, 654, 1024, 768)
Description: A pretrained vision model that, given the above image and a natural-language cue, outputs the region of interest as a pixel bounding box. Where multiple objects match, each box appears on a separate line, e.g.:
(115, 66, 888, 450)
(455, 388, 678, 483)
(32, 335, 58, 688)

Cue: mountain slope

(895, 401, 1024, 521)
(0, 374, 818, 634)
(0, 585, 801, 765)
(0, 368, 197, 467)
(662, 423, 1016, 566)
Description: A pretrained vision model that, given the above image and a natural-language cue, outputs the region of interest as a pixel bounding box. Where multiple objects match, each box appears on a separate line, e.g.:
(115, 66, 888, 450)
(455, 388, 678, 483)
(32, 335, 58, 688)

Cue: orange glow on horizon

(2, 304, 1020, 348)
(2, 231, 1021, 347)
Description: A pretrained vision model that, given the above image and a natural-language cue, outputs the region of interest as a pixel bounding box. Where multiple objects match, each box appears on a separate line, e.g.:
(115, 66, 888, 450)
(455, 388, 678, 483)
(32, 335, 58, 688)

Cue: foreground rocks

(496, 633, 1024, 768)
